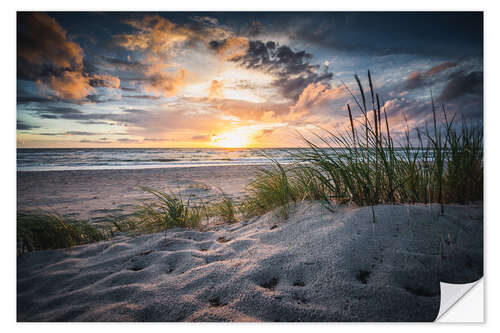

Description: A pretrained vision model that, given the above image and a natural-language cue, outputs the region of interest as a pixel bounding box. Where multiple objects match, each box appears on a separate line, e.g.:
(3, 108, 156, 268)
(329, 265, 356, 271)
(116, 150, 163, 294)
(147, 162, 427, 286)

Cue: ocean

(16, 148, 296, 172)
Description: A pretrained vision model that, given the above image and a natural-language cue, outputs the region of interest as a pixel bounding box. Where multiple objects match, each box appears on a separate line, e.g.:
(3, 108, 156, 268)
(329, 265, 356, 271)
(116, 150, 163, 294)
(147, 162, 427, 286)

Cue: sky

(16, 12, 483, 148)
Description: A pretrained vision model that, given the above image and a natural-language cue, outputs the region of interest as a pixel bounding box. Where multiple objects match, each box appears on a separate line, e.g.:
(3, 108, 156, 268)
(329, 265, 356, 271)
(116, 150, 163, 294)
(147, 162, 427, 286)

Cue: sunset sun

(211, 128, 253, 148)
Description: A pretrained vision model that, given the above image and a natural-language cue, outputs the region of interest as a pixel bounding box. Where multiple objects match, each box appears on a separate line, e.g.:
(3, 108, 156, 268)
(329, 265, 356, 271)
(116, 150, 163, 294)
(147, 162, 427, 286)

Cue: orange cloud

(91, 74, 121, 89)
(116, 16, 197, 61)
(208, 80, 224, 99)
(211, 98, 291, 122)
(44, 72, 94, 100)
(142, 69, 186, 97)
(212, 36, 249, 61)
(115, 15, 239, 98)
(18, 13, 120, 100)
(18, 13, 83, 69)
(424, 62, 457, 77)
(290, 82, 347, 118)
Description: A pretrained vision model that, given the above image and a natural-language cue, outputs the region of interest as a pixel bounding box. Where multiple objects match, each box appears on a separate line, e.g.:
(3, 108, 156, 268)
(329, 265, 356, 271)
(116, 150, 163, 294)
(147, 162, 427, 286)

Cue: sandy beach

(17, 165, 256, 222)
(17, 202, 483, 321)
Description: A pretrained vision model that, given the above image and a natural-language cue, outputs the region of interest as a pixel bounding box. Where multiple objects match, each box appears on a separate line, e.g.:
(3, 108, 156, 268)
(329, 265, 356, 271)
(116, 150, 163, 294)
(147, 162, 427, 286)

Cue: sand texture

(17, 166, 253, 221)
(17, 202, 483, 322)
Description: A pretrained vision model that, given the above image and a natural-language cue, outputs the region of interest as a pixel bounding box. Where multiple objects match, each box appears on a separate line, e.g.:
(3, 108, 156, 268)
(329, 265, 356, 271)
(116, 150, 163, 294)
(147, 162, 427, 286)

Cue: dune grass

(211, 189, 238, 224)
(128, 187, 205, 233)
(17, 71, 482, 252)
(240, 160, 296, 219)
(242, 71, 483, 218)
(17, 212, 107, 253)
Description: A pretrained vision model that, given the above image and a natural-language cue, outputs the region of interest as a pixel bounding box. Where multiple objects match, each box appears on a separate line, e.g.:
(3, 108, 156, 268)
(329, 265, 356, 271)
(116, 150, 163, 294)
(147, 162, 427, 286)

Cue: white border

(3, 1, 498, 331)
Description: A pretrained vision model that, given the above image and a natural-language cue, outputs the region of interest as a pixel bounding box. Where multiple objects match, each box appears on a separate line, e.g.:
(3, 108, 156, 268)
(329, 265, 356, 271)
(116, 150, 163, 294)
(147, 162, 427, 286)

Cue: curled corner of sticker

(436, 278, 483, 322)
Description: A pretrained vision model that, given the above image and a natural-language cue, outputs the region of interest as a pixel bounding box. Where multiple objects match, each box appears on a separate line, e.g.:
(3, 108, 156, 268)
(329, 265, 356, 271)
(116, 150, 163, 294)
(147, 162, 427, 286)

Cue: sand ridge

(17, 202, 483, 322)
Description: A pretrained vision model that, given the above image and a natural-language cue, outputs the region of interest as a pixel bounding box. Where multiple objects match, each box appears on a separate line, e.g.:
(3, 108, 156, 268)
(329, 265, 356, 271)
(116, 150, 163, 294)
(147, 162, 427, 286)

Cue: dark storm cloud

(437, 71, 483, 102)
(17, 12, 83, 81)
(17, 13, 120, 100)
(17, 120, 39, 130)
(224, 40, 333, 100)
(247, 12, 483, 58)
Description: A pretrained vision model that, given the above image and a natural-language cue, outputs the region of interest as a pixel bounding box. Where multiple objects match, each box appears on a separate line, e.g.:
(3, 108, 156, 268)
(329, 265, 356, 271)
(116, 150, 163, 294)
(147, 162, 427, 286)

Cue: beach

(17, 165, 255, 221)
(16, 164, 484, 322)
(17, 202, 483, 321)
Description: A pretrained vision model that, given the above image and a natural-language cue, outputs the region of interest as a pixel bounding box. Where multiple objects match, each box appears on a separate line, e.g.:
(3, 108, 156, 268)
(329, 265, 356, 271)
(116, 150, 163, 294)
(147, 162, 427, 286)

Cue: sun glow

(211, 127, 253, 148)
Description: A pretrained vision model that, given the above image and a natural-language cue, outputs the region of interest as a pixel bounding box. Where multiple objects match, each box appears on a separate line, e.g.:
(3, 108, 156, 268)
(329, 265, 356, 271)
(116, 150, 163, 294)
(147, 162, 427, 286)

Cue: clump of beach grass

(17, 212, 107, 253)
(240, 160, 296, 219)
(130, 187, 204, 233)
(242, 71, 482, 218)
(443, 115, 483, 204)
(211, 189, 238, 224)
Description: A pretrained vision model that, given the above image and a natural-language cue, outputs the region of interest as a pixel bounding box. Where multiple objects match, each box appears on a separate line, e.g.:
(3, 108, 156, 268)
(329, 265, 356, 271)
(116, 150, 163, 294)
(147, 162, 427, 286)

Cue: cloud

(142, 67, 186, 97)
(17, 13, 83, 71)
(17, 120, 39, 130)
(437, 71, 483, 102)
(242, 21, 265, 37)
(266, 12, 482, 58)
(122, 94, 161, 100)
(191, 16, 219, 26)
(17, 96, 54, 104)
(42, 71, 95, 100)
(143, 138, 165, 142)
(115, 15, 228, 97)
(404, 62, 459, 91)
(229, 40, 333, 101)
(191, 135, 211, 141)
(117, 138, 140, 143)
(404, 71, 424, 90)
(291, 82, 347, 116)
(424, 62, 457, 77)
(38, 131, 99, 136)
(66, 131, 99, 136)
(98, 56, 148, 72)
(80, 138, 109, 144)
(210, 98, 291, 122)
(209, 36, 249, 60)
(17, 13, 120, 100)
(88, 73, 121, 89)
(208, 80, 224, 99)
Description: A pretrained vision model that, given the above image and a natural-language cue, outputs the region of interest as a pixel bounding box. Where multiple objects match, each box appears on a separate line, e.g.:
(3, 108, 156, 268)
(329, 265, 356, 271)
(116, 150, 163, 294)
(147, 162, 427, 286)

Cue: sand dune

(17, 202, 483, 322)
